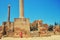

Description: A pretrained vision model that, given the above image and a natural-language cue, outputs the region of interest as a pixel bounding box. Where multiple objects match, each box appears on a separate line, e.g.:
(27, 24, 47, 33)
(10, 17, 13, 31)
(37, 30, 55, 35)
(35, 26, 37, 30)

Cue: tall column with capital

(19, 0, 24, 18)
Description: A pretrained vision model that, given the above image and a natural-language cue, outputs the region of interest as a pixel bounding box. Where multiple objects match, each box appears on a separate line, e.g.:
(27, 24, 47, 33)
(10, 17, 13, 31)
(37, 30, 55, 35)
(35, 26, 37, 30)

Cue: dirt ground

(0, 35, 60, 40)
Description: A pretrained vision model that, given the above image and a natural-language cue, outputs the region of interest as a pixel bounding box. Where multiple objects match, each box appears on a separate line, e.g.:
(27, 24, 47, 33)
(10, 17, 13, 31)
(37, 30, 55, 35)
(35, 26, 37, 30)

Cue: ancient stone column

(19, 0, 24, 18)
(8, 4, 10, 22)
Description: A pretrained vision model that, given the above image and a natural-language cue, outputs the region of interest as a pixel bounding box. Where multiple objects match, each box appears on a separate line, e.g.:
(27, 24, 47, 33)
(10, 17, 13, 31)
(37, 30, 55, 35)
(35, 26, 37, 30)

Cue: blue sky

(0, 0, 60, 25)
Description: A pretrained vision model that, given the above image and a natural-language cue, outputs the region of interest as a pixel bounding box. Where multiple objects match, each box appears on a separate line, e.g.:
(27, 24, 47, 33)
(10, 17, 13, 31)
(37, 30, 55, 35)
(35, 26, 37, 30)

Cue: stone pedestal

(14, 18, 30, 37)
